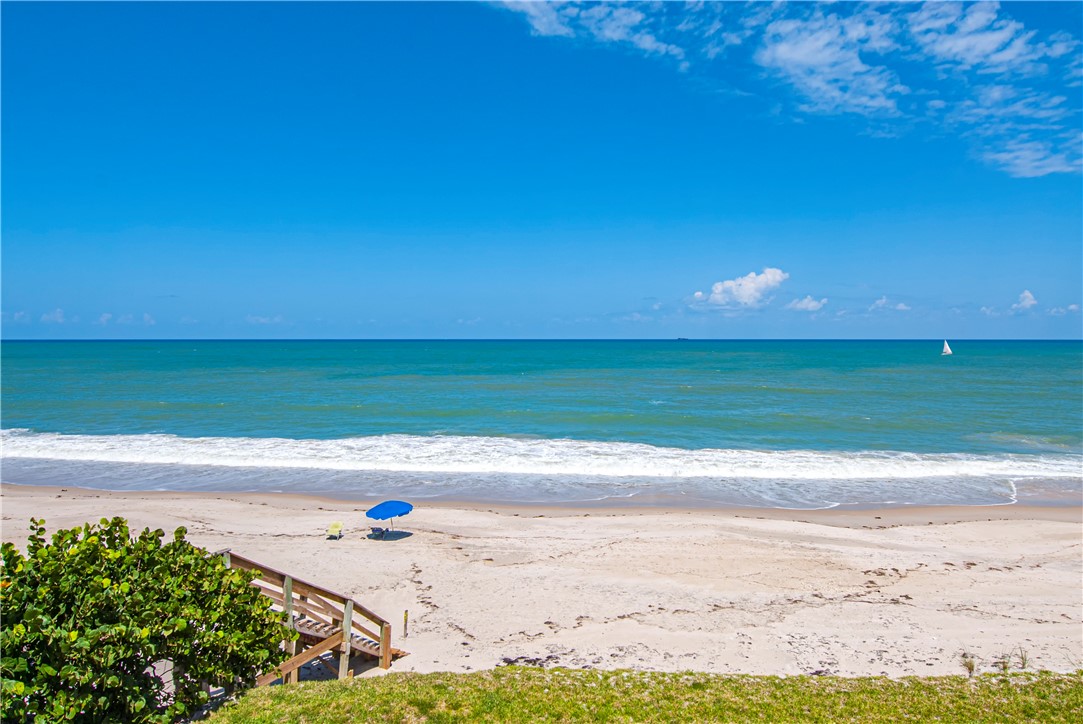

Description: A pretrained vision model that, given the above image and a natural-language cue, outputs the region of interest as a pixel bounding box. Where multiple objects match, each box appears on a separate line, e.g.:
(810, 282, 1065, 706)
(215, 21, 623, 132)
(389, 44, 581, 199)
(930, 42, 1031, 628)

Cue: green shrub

(1, 517, 293, 723)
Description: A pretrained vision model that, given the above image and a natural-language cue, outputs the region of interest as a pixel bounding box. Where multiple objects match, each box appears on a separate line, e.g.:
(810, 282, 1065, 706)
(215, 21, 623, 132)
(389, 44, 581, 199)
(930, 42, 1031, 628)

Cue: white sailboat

(941, 340, 953, 356)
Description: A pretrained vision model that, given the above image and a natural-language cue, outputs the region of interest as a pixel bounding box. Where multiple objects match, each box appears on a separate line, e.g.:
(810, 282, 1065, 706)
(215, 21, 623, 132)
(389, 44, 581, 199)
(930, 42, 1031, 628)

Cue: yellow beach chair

(326, 521, 344, 540)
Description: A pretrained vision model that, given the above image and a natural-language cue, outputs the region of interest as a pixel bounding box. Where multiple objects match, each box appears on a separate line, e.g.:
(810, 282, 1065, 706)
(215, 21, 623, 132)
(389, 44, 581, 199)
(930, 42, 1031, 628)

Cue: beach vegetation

(1016, 647, 1031, 670)
(0, 517, 292, 723)
(208, 667, 1083, 723)
(960, 649, 978, 677)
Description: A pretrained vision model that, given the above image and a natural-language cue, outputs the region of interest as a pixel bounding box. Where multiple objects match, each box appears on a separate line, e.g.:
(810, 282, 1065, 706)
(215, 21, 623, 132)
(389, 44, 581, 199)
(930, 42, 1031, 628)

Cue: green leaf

(4, 517, 292, 721)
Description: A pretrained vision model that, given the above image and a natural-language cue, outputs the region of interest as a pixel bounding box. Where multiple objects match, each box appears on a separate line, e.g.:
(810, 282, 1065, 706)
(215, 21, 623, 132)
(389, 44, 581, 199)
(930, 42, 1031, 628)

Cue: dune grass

(209, 667, 1083, 723)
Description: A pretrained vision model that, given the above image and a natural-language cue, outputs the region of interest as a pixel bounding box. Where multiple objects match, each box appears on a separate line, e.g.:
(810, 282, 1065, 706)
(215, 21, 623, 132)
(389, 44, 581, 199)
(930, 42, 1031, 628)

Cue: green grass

(208, 667, 1083, 723)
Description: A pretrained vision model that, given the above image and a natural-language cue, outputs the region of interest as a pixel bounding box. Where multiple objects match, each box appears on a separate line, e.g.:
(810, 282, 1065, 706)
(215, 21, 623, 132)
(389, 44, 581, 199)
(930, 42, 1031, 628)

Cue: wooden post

(404, 609, 409, 639)
(338, 600, 353, 679)
(379, 622, 392, 670)
(283, 576, 297, 684)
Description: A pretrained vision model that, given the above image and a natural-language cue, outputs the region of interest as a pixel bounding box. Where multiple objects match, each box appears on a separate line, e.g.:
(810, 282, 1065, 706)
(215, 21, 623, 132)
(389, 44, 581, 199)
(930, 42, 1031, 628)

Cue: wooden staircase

(220, 551, 407, 685)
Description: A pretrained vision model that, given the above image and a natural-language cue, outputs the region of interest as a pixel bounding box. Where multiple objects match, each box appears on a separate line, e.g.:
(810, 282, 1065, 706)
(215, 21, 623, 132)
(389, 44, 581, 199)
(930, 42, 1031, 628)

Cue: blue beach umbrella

(365, 500, 413, 533)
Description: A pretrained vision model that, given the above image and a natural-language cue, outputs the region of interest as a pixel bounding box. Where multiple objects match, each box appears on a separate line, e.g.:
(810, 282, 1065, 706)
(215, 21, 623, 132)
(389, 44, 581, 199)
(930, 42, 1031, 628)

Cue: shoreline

(3, 483, 1080, 679)
(2, 482, 1080, 528)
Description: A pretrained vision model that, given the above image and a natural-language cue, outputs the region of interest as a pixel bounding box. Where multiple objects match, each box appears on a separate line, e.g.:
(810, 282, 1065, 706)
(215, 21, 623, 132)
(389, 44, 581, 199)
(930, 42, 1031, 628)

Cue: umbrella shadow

(366, 529, 413, 541)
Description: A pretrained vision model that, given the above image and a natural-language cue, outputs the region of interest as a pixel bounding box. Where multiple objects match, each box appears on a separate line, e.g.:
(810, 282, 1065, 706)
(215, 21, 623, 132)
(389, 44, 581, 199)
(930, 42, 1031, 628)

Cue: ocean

(1, 340, 1080, 509)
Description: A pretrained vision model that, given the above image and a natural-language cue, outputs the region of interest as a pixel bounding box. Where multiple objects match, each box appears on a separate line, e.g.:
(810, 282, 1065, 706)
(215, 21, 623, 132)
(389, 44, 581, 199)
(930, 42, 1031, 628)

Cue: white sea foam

(2, 429, 1079, 480)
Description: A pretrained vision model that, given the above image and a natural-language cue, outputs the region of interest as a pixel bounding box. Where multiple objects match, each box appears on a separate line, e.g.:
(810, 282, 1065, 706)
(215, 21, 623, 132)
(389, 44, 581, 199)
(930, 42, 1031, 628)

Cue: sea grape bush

(1, 517, 292, 722)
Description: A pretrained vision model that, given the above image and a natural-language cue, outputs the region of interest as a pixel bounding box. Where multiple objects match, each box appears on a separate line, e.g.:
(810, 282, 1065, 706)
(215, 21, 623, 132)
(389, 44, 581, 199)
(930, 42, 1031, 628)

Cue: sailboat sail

(942, 340, 953, 356)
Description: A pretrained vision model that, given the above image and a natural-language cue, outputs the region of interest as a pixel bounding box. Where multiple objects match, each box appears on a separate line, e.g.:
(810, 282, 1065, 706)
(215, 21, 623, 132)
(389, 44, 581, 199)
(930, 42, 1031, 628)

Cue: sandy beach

(2, 484, 1080, 679)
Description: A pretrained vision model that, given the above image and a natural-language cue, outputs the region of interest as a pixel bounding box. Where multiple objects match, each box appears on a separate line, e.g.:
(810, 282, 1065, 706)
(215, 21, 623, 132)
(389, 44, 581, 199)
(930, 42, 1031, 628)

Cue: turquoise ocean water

(2, 340, 1080, 509)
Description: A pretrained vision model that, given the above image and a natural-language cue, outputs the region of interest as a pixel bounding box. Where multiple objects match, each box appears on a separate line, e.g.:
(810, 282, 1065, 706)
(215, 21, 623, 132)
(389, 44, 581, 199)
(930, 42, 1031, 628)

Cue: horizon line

(3, 338, 1082, 343)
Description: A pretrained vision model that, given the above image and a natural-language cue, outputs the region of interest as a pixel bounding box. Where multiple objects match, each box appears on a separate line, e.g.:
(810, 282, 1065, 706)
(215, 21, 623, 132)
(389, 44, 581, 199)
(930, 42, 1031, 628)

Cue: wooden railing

(220, 550, 404, 685)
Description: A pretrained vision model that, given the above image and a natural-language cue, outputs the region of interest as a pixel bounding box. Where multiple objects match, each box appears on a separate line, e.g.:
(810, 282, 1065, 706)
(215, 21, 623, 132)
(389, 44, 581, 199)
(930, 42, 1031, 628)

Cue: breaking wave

(2, 428, 1079, 480)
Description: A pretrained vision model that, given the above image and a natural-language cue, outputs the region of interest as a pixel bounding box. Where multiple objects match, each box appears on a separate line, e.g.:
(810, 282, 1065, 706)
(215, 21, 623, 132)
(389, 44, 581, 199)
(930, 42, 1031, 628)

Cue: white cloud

(981, 138, 1080, 178)
(954, 84, 1071, 125)
(904, 3, 1081, 175)
(143, 313, 157, 326)
(502, 1, 574, 38)
(95, 313, 113, 325)
(246, 314, 284, 325)
(981, 306, 998, 316)
(12, 311, 30, 323)
(180, 316, 198, 325)
(946, 84, 1081, 177)
(579, 4, 684, 60)
(117, 314, 134, 324)
(497, 2, 1081, 178)
(1048, 304, 1081, 316)
(786, 295, 827, 312)
(755, 8, 906, 116)
(694, 267, 789, 308)
(503, 1, 684, 60)
(1011, 289, 1038, 311)
(909, 1, 1074, 76)
(40, 308, 65, 324)
(870, 296, 910, 312)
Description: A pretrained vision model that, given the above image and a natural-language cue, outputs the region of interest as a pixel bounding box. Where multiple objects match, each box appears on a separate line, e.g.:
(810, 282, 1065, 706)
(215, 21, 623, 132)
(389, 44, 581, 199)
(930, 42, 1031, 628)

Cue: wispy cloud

(1048, 303, 1080, 316)
(786, 295, 827, 312)
(499, 2, 1081, 177)
(869, 296, 911, 311)
(503, 1, 574, 38)
(94, 313, 112, 325)
(693, 267, 789, 309)
(246, 314, 284, 325)
(909, 2, 1075, 76)
(756, 8, 905, 117)
(503, 1, 685, 64)
(143, 313, 157, 326)
(980, 137, 1079, 178)
(40, 308, 65, 324)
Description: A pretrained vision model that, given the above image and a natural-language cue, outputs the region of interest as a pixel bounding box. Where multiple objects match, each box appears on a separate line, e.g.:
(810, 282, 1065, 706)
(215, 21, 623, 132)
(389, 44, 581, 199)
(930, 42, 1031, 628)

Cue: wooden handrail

(221, 549, 404, 679)
(227, 551, 389, 628)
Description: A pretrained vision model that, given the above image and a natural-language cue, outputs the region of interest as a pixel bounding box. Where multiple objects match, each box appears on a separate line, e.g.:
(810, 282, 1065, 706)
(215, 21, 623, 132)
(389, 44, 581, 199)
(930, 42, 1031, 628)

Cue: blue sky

(2, 1, 1081, 340)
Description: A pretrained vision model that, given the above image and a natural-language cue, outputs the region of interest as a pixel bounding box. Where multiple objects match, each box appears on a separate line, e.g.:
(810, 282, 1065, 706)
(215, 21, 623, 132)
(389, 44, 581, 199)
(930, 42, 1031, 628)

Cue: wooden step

(293, 615, 408, 660)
